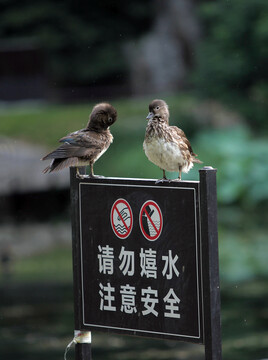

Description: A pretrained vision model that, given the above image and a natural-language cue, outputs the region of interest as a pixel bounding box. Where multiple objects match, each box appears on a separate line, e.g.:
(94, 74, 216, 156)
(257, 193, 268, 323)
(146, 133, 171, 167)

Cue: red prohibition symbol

(139, 200, 163, 241)
(111, 198, 133, 239)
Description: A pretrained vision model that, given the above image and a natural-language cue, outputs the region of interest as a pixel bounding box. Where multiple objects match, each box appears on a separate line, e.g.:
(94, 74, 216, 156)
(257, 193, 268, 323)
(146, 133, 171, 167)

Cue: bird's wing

(42, 130, 106, 160)
(169, 126, 197, 156)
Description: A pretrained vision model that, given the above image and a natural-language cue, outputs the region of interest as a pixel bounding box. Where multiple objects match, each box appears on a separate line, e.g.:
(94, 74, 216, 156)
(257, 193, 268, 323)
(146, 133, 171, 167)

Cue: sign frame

(70, 167, 222, 360)
(79, 181, 202, 341)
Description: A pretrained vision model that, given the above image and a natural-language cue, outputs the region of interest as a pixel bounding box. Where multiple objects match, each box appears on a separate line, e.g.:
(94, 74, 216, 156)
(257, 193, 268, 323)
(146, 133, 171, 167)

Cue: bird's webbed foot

(76, 173, 105, 180)
(87, 164, 105, 179)
(155, 177, 170, 184)
(88, 174, 105, 179)
(155, 169, 171, 184)
(171, 177, 182, 182)
(169, 168, 182, 182)
(76, 163, 105, 179)
(76, 168, 86, 179)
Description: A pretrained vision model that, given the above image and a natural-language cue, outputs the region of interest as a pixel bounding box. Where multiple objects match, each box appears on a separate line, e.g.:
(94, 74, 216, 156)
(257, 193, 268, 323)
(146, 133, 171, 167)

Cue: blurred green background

(0, 1, 267, 359)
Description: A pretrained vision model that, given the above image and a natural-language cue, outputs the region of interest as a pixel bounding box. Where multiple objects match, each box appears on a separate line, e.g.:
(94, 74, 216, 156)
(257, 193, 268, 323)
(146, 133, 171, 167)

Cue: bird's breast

(144, 137, 190, 172)
(93, 144, 109, 162)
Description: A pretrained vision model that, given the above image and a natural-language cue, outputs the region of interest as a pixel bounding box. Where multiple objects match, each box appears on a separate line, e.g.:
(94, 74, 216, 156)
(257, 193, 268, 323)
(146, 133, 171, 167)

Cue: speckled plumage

(41, 103, 117, 177)
(143, 99, 202, 182)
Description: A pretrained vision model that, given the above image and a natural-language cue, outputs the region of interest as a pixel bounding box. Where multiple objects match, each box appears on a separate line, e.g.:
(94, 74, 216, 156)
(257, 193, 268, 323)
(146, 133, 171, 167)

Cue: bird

(41, 103, 117, 178)
(143, 99, 202, 183)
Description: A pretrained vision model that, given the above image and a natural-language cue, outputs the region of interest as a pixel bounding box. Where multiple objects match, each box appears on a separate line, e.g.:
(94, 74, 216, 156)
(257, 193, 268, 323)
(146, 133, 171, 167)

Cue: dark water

(1, 280, 267, 360)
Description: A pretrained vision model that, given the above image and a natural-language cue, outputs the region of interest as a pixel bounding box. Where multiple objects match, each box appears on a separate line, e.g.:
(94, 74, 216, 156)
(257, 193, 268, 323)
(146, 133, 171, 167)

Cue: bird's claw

(155, 178, 170, 184)
(76, 173, 86, 179)
(172, 178, 182, 182)
(90, 174, 105, 179)
(76, 174, 105, 179)
(155, 177, 183, 184)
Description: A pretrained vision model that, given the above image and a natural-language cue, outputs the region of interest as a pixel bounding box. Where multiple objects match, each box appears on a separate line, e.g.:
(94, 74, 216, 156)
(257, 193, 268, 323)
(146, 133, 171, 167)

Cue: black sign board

(70, 168, 222, 359)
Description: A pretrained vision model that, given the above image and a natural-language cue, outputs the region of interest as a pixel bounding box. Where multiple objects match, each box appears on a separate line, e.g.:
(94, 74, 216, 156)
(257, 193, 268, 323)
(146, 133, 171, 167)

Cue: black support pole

(75, 343, 92, 360)
(199, 167, 222, 360)
(70, 167, 92, 360)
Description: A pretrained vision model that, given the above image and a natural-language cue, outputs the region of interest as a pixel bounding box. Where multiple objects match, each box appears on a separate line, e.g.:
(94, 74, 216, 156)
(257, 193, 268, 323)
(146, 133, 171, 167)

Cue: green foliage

(0, 0, 152, 85)
(195, 125, 268, 207)
(9, 246, 73, 282)
(194, 0, 268, 132)
(219, 228, 268, 283)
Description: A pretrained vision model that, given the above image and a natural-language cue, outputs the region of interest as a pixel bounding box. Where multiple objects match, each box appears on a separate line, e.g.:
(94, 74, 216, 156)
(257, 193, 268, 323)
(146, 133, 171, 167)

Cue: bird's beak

(146, 112, 154, 120)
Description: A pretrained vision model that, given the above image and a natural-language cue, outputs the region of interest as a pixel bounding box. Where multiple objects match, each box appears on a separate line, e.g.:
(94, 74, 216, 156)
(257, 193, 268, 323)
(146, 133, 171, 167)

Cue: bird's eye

(108, 117, 113, 123)
(156, 106, 160, 110)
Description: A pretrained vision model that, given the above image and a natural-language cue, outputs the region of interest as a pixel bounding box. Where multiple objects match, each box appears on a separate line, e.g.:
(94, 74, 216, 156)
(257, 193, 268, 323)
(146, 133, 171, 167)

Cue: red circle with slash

(139, 200, 163, 241)
(111, 199, 133, 239)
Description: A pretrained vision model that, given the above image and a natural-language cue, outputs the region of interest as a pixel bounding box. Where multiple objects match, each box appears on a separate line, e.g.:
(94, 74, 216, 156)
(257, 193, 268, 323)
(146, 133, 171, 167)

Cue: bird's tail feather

(191, 153, 203, 164)
(193, 158, 203, 164)
(41, 148, 67, 160)
(41, 144, 79, 160)
(41, 151, 56, 161)
(42, 157, 79, 174)
(42, 165, 51, 174)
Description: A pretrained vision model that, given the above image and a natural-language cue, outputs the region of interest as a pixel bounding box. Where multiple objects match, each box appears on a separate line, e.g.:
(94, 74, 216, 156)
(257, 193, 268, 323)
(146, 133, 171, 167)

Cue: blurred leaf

(195, 125, 268, 207)
(219, 228, 268, 283)
(194, 0, 268, 132)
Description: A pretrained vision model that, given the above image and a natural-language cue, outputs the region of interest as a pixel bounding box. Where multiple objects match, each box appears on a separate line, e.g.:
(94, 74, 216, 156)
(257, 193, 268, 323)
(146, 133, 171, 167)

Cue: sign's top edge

(77, 176, 200, 184)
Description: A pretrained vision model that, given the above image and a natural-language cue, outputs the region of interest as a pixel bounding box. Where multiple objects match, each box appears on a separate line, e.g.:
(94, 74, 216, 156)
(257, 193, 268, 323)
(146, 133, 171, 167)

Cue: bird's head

(146, 99, 169, 122)
(87, 103, 117, 131)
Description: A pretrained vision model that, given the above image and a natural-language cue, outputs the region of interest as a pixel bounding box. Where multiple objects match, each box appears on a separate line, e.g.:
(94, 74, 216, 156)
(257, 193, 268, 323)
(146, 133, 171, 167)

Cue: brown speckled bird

(41, 103, 117, 178)
(143, 99, 202, 183)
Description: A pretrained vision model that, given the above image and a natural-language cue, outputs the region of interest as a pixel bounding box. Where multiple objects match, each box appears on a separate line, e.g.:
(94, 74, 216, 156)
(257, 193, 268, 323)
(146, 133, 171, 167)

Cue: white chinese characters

(97, 245, 181, 319)
(99, 282, 116, 311)
(98, 245, 114, 275)
(120, 284, 137, 314)
(141, 287, 159, 316)
(119, 247, 135, 276)
(140, 248, 157, 278)
(162, 250, 180, 279)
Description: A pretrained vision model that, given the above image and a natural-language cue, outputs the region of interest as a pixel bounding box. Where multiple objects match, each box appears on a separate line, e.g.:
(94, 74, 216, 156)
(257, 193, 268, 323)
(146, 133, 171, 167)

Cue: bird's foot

(155, 177, 170, 184)
(171, 177, 182, 182)
(75, 172, 105, 179)
(76, 173, 87, 179)
(89, 174, 105, 179)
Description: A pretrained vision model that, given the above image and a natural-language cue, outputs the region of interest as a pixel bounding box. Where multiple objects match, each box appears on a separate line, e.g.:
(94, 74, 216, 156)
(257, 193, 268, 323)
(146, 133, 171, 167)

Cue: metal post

(75, 343, 92, 360)
(199, 167, 222, 360)
(70, 167, 92, 360)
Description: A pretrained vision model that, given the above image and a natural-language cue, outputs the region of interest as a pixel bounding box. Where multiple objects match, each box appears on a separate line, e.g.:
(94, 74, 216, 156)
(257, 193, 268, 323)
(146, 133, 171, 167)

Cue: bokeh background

(0, 1, 267, 359)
